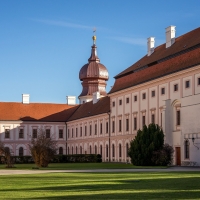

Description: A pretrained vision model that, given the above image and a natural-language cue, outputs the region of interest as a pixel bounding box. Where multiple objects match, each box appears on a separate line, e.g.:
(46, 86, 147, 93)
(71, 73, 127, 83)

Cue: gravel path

(0, 167, 200, 175)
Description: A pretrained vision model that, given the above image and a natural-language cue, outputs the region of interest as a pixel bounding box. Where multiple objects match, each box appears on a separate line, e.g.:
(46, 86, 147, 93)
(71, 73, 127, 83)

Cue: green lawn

(0, 163, 167, 170)
(0, 172, 200, 199)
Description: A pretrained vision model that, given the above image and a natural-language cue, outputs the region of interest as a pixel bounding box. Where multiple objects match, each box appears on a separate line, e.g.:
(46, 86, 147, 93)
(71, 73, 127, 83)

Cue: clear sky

(1, 0, 200, 103)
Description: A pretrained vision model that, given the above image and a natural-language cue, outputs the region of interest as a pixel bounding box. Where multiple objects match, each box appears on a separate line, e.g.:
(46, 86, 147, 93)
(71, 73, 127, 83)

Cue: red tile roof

(115, 27, 200, 79)
(0, 102, 79, 122)
(68, 96, 110, 121)
(110, 27, 200, 94)
(110, 47, 200, 94)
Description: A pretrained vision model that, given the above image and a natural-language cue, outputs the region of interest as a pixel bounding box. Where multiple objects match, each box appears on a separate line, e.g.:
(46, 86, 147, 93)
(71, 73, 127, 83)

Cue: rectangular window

(119, 99, 122, 105)
(161, 113, 162, 127)
(68, 129, 70, 138)
(119, 119, 121, 132)
(174, 84, 178, 91)
(106, 122, 109, 133)
(185, 80, 190, 88)
(95, 124, 97, 135)
(5, 129, 10, 139)
(198, 77, 200, 85)
(85, 126, 87, 136)
(126, 118, 129, 131)
(80, 127, 82, 137)
(151, 114, 155, 124)
(112, 101, 115, 107)
(112, 121, 115, 133)
(72, 128, 73, 138)
(134, 117, 137, 130)
(126, 97, 129, 103)
(100, 123, 102, 134)
(59, 129, 63, 138)
(142, 116, 146, 126)
(76, 128, 78, 137)
(89, 125, 92, 135)
(46, 129, 50, 138)
(33, 129, 37, 138)
(151, 90, 155, 97)
(19, 129, 24, 139)
(177, 110, 181, 126)
(161, 87, 165, 95)
(142, 93, 146, 100)
(134, 95, 137, 102)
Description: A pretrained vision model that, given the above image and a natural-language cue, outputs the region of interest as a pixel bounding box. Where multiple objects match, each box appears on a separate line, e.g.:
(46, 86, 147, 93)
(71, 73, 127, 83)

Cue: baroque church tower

(78, 34, 109, 104)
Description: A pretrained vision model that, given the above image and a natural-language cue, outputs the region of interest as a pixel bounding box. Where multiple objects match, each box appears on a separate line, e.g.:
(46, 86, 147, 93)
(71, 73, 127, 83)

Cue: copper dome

(79, 45, 109, 81)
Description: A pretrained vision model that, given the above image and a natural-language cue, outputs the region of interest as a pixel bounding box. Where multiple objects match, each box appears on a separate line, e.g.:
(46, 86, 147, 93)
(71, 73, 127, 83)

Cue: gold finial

(92, 27, 96, 44)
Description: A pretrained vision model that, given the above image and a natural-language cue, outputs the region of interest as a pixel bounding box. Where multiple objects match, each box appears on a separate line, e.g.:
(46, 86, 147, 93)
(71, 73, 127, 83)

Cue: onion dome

(79, 45, 109, 81)
(79, 35, 109, 99)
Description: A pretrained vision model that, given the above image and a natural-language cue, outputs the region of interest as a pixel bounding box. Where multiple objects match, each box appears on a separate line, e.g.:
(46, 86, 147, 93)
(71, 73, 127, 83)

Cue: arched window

(90, 146, 92, 154)
(126, 143, 129, 157)
(76, 146, 78, 154)
(72, 147, 73, 155)
(95, 145, 97, 154)
(59, 147, 63, 155)
(80, 146, 82, 154)
(19, 147, 23, 156)
(106, 145, 108, 157)
(112, 144, 115, 157)
(185, 140, 189, 159)
(119, 144, 122, 157)
(68, 147, 69, 155)
(100, 145, 102, 156)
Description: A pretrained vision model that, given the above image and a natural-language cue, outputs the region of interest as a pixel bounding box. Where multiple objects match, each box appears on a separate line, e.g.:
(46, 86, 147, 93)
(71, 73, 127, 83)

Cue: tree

(151, 143, 174, 166)
(0, 141, 14, 168)
(28, 129, 58, 168)
(128, 123, 165, 166)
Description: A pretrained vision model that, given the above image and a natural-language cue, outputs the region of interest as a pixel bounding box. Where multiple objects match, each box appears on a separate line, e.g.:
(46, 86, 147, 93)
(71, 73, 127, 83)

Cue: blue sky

(1, 0, 200, 103)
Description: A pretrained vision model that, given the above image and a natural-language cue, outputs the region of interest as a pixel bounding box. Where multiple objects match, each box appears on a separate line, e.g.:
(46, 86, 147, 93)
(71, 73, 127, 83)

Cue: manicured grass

(0, 172, 200, 199)
(0, 163, 167, 170)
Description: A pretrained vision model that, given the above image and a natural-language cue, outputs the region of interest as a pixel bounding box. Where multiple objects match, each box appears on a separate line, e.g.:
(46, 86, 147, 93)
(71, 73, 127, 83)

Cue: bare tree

(28, 129, 58, 167)
(0, 141, 14, 168)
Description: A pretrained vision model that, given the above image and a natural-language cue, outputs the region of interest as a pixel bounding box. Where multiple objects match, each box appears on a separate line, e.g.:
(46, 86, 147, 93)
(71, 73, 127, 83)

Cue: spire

(88, 28, 100, 63)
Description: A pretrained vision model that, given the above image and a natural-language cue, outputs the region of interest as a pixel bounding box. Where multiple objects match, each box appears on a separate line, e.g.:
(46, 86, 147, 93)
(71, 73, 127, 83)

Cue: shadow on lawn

(1, 175, 200, 199)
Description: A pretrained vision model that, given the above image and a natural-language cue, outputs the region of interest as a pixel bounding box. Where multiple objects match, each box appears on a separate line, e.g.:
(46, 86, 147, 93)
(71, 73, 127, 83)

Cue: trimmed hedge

(0, 154, 102, 164)
(52, 154, 102, 163)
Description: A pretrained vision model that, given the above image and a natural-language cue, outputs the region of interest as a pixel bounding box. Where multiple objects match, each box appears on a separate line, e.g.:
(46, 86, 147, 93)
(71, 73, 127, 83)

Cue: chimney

(93, 91, 100, 104)
(147, 37, 155, 56)
(22, 94, 30, 104)
(66, 96, 76, 105)
(165, 26, 176, 48)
